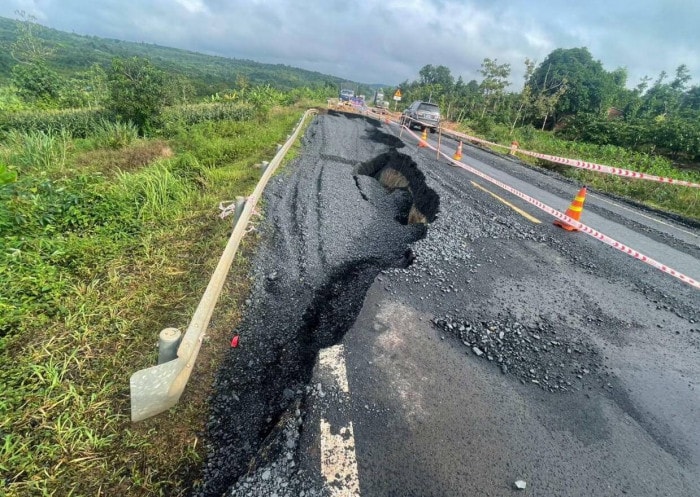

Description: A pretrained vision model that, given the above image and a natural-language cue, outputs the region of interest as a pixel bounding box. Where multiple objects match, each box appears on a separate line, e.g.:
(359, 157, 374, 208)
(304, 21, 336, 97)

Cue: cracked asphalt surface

(194, 111, 699, 497)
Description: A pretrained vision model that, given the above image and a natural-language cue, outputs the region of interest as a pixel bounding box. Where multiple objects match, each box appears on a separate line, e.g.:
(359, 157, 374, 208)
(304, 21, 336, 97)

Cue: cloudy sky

(1, 0, 698, 89)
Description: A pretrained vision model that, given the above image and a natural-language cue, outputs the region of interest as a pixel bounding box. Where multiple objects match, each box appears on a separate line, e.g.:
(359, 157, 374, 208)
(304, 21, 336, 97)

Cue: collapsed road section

(195, 110, 699, 496)
(194, 112, 439, 497)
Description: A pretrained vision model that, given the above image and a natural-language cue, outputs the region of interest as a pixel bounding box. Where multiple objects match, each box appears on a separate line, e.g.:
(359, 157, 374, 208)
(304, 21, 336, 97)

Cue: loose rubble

(432, 316, 608, 392)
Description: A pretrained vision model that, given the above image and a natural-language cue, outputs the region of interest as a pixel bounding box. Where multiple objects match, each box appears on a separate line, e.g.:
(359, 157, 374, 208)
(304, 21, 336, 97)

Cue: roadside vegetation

(0, 97, 326, 497)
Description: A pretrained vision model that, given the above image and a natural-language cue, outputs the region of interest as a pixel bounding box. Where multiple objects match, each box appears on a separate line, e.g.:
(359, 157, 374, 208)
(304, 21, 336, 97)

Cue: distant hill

(0, 16, 367, 96)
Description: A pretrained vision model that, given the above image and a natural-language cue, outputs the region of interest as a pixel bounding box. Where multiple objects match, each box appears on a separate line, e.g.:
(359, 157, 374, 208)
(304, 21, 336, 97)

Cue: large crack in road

(194, 112, 439, 497)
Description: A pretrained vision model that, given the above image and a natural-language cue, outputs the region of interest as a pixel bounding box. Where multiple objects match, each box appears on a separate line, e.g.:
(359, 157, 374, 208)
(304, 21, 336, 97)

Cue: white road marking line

(318, 345, 360, 496)
(319, 344, 349, 393)
(320, 419, 361, 496)
(587, 192, 699, 241)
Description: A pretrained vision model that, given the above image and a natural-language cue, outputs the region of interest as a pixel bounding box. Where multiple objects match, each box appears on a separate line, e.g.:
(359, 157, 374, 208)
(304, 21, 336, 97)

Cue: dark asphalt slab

(198, 111, 700, 497)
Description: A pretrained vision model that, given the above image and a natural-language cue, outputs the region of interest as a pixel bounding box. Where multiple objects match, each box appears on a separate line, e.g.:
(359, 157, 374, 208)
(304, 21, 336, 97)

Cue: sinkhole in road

(356, 149, 440, 224)
(197, 145, 440, 496)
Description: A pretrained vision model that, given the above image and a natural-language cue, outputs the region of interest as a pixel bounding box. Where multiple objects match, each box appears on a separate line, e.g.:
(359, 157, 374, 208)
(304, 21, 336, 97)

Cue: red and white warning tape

(446, 129, 700, 188)
(391, 121, 700, 290)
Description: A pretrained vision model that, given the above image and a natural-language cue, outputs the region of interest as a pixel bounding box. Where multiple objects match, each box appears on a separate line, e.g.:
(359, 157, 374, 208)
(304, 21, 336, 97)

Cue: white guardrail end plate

(130, 359, 183, 422)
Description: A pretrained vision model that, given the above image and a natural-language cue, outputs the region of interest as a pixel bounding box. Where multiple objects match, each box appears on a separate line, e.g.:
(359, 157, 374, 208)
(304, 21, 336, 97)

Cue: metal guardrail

(129, 108, 318, 422)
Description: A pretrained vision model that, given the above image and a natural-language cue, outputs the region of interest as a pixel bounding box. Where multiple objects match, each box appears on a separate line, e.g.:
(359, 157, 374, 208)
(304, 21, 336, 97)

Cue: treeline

(393, 48, 700, 164)
(0, 14, 350, 110)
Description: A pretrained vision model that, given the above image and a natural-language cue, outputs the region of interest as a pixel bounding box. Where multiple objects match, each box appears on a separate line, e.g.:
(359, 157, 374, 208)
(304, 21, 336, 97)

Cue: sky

(1, 0, 698, 90)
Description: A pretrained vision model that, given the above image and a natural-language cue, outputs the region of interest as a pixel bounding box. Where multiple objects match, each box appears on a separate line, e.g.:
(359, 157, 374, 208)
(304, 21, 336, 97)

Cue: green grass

(93, 119, 139, 149)
(458, 121, 700, 221)
(3, 128, 71, 171)
(0, 103, 313, 496)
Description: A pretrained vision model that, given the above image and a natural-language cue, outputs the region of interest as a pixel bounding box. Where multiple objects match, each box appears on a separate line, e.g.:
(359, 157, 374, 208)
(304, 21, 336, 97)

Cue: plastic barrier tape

(392, 120, 700, 290)
(445, 129, 700, 189)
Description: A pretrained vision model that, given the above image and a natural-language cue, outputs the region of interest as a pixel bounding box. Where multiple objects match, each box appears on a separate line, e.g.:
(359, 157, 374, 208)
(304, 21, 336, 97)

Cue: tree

(167, 75, 196, 105)
(478, 58, 511, 117)
(638, 65, 692, 118)
(107, 57, 169, 132)
(510, 58, 535, 133)
(9, 11, 64, 106)
(529, 47, 623, 120)
(531, 62, 567, 130)
(534, 80, 567, 130)
(9, 11, 55, 64)
(418, 64, 454, 92)
(12, 62, 63, 104)
(670, 64, 691, 92)
(57, 64, 109, 109)
(683, 86, 700, 113)
(621, 76, 651, 119)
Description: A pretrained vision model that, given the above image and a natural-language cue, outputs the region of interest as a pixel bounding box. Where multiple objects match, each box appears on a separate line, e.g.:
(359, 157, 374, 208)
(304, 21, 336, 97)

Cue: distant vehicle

(350, 95, 366, 107)
(340, 89, 355, 101)
(374, 90, 389, 111)
(402, 101, 441, 133)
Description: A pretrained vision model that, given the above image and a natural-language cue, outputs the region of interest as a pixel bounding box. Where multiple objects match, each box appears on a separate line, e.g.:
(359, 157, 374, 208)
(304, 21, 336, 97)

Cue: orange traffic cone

(453, 141, 463, 160)
(418, 128, 428, 148)
(554, 186, 587, 231)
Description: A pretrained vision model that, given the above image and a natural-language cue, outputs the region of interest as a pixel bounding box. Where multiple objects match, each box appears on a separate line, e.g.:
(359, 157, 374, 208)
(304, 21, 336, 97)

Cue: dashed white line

(320, 419, 361, 496)
(318, 345, 361, 496)
(319, 344, 350, 393)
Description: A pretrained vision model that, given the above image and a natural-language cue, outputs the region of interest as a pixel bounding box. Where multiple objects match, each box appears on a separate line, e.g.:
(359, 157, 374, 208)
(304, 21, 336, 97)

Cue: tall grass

(93, 119, 139, 149)
(117, 162, 195, 221)
(3, 128, 71, 170)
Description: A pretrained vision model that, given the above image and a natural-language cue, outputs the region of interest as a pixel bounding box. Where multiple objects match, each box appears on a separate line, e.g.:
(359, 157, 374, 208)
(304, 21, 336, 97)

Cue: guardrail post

(158, 328, 182, 364)
(261, 160, 270, 173)
(510, 140, 520, 155)
(234, 196, 246, 224)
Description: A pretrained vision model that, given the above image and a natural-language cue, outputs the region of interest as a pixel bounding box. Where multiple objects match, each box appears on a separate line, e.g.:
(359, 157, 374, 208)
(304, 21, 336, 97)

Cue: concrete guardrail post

(158, 328, 182, 364)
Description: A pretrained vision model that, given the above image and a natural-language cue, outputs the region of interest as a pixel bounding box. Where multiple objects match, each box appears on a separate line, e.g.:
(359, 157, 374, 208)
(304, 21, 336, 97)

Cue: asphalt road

(196, 111, 700, 497)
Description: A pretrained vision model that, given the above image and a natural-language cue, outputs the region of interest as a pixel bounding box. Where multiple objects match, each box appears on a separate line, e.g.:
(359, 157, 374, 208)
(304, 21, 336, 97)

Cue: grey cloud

(0, 0, 697, 88)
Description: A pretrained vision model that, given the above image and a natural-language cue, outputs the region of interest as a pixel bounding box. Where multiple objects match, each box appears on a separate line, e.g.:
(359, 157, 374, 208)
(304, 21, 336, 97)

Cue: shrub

(93, 119, 139, 149)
